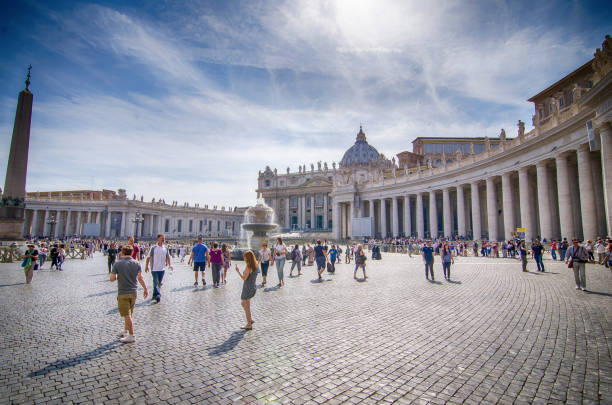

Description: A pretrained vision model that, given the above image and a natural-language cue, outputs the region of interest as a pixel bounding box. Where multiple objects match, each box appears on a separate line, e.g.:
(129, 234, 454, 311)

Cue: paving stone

(0, 253, 610, 403)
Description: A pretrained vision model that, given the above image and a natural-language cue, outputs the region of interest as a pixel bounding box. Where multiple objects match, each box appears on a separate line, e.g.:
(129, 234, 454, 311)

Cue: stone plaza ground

(0, 252, 611, 404)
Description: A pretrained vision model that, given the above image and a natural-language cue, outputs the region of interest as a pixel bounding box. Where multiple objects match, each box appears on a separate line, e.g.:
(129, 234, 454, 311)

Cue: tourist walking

(127, 236, 140, 261)
(550, 240, 558, 260)
(235, 250, 259, 330)
(301, 245, 308, 266)
(49, 244, 60, 270)
(259, 242, 271, 286)
(441, 243, 454, 280)
(519, 241, 528, 272)
(307, 244, 315, 266)
(271, 237, 288, 287)
(110, 245, 148, 343)
(22, 244, 38, 284)
(353, 244, 367, 280)
(289, 244, 302, 276)
(314, 240, 328, 281)
(560, 238, 569, 261)
(531, 239, 545, 272)
(107, 242, 118, 273)
(595, 238, 607, 264)
(188, 236, 209, 286)
(565, 238, 590, 291)
(209, 242, 224, 288)
(58, 244, 65, 271)
(221, 244, 231, 284)
(422, 240, 435, 280)
(328, 244, 338, 273)
(38, 244, 47, 269)
(144, 234, 172, 303)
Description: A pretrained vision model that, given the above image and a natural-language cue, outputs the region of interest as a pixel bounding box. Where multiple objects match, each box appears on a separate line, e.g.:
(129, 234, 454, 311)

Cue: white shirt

(259, 248, 271, 261)
(150, 245, 169, 272)
(274, 244, 287, 258)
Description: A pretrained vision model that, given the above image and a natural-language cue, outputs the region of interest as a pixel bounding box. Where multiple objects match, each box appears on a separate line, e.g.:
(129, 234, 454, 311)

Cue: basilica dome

(339, 126, 382, 168)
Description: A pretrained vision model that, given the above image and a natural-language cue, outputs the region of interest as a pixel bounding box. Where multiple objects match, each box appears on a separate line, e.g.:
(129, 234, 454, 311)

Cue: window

(317, 195, 323, 206)
(208, 220, 212, 231)
(539, 109, 543, 119)
(568, 92, 573, 104)
(291, 197, 298, 207)
(217, 221, 220, 231)
(177, 220, 182, 233)
(279, 181, 284, 187)
(265, 180, 271, 187)
(164, 219, 170, 233)
(199, 220, 203, 232)
(328, 197, 332, 204)
(316, 216, 323, 229)
(424, 144, 433, 154)
(189, 220, 193, 232)
(307, 198, 311, 207)
(559, 97, 564, 107)
(549, 103, 554, 113)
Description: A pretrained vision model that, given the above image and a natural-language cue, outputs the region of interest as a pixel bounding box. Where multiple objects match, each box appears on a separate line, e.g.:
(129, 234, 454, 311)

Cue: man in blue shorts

(188, 236, 210, 286)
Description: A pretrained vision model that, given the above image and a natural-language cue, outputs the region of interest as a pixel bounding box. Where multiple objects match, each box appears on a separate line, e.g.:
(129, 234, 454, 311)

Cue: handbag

(567, 259, 573, 268)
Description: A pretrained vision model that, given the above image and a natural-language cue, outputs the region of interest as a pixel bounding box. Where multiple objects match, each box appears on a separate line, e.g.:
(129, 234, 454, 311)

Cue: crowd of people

(18, 233, 612, 343)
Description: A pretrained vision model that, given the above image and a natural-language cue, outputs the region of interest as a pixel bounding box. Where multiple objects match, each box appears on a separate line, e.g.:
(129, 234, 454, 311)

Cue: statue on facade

(518, 120, 525, 139)
(485, 137, 491, 151)
(469, 143, 475, 154)
(311, 163, 314, 172)
(324, 162, 328, 171)
(317, 161, 322, 171)
(274, 168, 277, 176)
(499, 128, 506, 141)
(298, 166, 302, 174)
(456, 149, 463, 161)
(332, 162, 336, 170)
(140, 195, 143, 201)
(392, 157, 396, 167)
(286, 167, 290, 174)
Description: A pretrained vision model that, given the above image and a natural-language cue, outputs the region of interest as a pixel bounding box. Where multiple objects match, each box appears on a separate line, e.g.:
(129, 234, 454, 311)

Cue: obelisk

(0, 66, 33, 240)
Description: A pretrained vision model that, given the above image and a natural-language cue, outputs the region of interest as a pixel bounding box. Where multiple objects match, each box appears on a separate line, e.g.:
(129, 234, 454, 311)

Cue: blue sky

(0, 0, 610, 207)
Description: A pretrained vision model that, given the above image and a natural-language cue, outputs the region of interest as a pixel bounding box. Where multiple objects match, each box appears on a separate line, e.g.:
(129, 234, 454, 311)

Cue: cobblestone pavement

(1, 252, 611, 404)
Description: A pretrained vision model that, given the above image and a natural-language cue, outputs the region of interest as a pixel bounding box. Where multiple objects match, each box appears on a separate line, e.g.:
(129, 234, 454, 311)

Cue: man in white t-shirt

(145, 234, 172, 303)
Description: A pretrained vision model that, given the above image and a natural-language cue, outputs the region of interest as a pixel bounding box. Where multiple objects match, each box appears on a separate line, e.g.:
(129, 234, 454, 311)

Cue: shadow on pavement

(427, 280, 443, 285)
(208, 330, 246, 356)
(447, 280, 462, 284)
(0, 282, 26, 287)
(86, 290, 116, 298)
(263, 286, 280, 292)
(106, 301, 148, 315)
(585, 290, 612, 297)
(28, 341, 119, 377)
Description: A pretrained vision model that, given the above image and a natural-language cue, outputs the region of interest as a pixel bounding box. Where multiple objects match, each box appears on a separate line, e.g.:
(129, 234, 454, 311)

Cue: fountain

(231, 200, 278, 260)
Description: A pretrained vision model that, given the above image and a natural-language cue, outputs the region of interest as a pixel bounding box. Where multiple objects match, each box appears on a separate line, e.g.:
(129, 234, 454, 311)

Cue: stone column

(301, 195, 306, 229)
(556, 154, 574, 239)
(456, 186, 466, 238)
(310, 195, 315, 230)
(54, 212, 61, 239)
(42, 210, 49, 237)
(471, 182, 482, 240)
(65, 210, 72, 236)
(404, 195, 411, 237)
(119, 212, 125, 238)
(501, 172, 515, 240)
(443, 188, 451, 238)
(76, 212, 82, 236)
(380, 198, 388, 238)
(429, 191, 438, 239)
(323, 195, 328, 230)
(577, 144, 597, 240)
(392, 197, 399, 237)
(30, 209, 38, 236)
(285, 196, 291, 229)
(416, 192, 424, 239)
(486, 177, 498, 240)
(105, 211, 112, 237)
(600, 123, 612, 236)
(518, 167, 534, 241)
(333, 201, 340, 240)
(536, 162, 553, 241)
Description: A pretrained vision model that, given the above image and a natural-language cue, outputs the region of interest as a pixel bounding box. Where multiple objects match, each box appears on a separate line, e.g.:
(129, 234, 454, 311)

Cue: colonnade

(279, 194, 330, 231)
(334, 137, 611, 242)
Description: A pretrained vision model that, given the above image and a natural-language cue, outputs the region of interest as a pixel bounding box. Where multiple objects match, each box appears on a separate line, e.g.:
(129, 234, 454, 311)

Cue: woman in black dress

(235, 250, 259, 330)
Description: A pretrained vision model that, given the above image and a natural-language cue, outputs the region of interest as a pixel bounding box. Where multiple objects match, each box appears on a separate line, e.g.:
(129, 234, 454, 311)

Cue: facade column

(392, 197, 399, 237)
(404, 195, 411, 237)
(310, 195, 315, 230)
(380, 198, 387, 238)
(536, 161, 553, 241)
(501, 172, 515, 240)
(54, 211, 61, 239)
(76, 212, 82, 236)
(332, 201, 340, 240)
(486, 177, 498, 240)
(577, 144, 597, 240)
(429, 191, 438, 239)
(105, 211, 112, 237)
(556, 154, 575, 239)
(285, 196, 291, 229)
(300, 195, 306, 229)
(119, 211, 125, 238)
(471, 182, 481, 240)
(456, 186, 466, 238)
(600, 123, 612, 236)
(416, 193, 424, 239)
(42, 210, 49, 236)
(442, 188, 451, 238)
(66, 210, 72, 237)
(518, 167, 534, 241)
(31, 209, 38, 236)
(323, 195, 328, 230)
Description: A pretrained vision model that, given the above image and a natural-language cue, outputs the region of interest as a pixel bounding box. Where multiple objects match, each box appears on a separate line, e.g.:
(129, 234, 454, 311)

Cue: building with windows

(20, 188, 246, 239)
(259, 36, 612, 242)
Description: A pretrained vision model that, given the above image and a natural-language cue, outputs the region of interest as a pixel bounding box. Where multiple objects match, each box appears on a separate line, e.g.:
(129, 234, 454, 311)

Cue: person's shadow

(263, 285, 280, 292)
(447, 280, 462, 284)
(427, 279, 443, 285)
(28, 341, 119, 377)
(585, 290, 612, 297)
(208, 330, 246, 356)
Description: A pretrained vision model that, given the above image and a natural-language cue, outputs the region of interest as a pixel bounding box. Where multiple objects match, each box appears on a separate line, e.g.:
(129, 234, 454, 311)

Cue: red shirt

(131, 244, 140, 260)
(209, 249, 223, 264)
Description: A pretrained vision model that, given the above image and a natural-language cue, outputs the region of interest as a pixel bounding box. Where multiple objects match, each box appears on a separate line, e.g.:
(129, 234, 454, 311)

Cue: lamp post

(46, 213, 57, 240)
(131, 212, 144, 238)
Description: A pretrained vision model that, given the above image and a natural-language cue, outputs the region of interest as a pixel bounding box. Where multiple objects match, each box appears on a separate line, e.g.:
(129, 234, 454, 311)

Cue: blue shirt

(329, 248, 338, 260)
(422, 246, 434, 263)
(314, 245, 326, 258)
(192, 243, 209, 262)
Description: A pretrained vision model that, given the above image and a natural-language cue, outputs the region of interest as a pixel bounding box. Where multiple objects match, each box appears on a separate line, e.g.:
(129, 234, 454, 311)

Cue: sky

(0, 0, 610, 208)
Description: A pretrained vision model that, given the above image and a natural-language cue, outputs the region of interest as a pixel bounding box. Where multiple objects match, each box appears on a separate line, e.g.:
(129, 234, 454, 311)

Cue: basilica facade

(258, 36, 612, 242)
